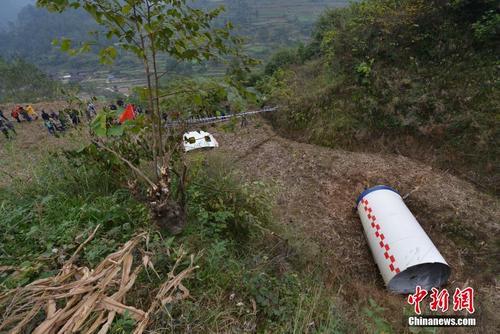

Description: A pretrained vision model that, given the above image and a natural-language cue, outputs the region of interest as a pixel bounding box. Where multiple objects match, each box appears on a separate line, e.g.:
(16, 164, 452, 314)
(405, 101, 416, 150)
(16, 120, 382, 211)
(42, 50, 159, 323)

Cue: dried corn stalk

(0, 228, 197, 334)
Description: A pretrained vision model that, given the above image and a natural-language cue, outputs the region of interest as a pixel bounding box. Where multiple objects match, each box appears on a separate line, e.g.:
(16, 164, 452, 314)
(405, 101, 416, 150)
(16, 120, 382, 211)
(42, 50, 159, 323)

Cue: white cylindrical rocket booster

(356, 186, 450, 294)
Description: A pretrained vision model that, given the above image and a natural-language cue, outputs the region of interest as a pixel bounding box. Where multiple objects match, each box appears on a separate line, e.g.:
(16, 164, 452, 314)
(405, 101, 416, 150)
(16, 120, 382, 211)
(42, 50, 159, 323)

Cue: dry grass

(211, 118, 500, 333)
(0, 101, 91, 188)
(0, 228, 197, 334)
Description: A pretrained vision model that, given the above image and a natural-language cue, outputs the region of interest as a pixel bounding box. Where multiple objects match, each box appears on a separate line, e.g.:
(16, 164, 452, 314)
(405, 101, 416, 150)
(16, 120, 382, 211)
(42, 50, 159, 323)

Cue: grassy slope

(0, 111, 347, 332)
(212, 119, 499, 333)
(3, 108, 498, 332)
(259, 0, 499, 194)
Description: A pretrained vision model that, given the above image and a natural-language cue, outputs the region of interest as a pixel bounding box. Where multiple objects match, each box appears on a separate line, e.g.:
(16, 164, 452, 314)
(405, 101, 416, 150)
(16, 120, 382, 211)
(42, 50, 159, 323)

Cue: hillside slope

(1, 105, 498, 332)
(258, 0, 499, 193)
(212, 118, 499, 332)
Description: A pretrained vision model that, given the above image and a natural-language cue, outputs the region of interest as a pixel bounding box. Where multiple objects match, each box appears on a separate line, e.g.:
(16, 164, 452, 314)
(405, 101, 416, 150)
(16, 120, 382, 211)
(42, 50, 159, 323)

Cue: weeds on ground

(363, 299, 393, 333)
(0, 152, 149, 288)
(258, 0, 499, 193)
(153, 155, 347, 333)
(1, 149, 349, 332)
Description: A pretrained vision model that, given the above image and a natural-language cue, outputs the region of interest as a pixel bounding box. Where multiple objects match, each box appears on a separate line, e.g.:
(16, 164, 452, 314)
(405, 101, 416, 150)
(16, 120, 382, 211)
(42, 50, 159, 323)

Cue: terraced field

(80, 0, 349, 96)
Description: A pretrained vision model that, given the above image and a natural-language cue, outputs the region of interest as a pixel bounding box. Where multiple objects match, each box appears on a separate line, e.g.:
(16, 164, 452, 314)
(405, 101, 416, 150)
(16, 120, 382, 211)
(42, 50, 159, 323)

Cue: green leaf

(91, 112, 108, 137)
(60, 38, 72, 52)
(108, 125, 125, 137)
(122, 4, 132, 15)
(99, 46, 118, 65)
(193, 94, 203, 106)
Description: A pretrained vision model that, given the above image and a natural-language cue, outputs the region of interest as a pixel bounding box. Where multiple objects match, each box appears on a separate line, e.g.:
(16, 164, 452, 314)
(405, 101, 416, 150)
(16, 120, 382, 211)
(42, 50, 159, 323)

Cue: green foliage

(244, 270, 301, 323)
(363, 299, 393, 334)
(261, 0, 500, 192)
(155, 154, 346, 333)
(264, 48, 300, 75)
(0, 153, 148, 288)
(262, 43, 316, 76)
(37, 0, 238, 65)
(36, 0, 253, 184)
(472, 9, 500, 42)
(0, 58, 62, 102)
(152, 77, 255, 120)
(0, 148, 346, 332)
(186, 155, 273, 241)
(110, 312, 137, 334)
(90, 108, 146, 139)
(355, 58, 374, 85)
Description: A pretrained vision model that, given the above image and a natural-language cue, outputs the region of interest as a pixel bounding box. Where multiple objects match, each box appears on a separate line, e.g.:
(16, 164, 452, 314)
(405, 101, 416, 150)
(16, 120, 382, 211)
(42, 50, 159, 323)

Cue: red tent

(119, 104, 135, 124)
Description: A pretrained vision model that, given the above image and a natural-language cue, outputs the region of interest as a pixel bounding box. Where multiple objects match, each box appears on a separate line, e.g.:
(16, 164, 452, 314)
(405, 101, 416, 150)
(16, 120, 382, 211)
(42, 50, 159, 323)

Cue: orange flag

(119, 104, 135, 124)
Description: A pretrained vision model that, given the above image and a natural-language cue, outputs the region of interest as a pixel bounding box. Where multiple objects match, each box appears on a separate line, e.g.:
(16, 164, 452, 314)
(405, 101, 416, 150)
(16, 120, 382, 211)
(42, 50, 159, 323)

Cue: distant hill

(0, 0, 34, 27)
(0, 0, 349, 74)
(0, 0, 349, 97)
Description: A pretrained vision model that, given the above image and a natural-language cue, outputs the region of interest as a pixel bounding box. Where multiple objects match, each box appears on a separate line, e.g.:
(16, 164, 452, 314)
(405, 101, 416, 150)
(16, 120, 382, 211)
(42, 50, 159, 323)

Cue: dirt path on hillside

(210, 119, 499, 333)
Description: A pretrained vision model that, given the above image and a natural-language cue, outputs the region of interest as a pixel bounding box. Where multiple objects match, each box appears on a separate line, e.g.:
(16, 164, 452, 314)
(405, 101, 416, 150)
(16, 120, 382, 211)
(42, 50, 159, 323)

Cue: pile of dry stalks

(0, 226, 197, 334)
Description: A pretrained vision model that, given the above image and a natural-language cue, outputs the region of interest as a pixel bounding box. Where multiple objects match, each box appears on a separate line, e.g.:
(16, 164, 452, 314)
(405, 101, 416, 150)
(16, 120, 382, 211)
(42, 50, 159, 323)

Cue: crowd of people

(0, 104, 86, 140)
(40, 109, 81, 136)
(0, 100, 141, 140)
(0, 105, 40, 139)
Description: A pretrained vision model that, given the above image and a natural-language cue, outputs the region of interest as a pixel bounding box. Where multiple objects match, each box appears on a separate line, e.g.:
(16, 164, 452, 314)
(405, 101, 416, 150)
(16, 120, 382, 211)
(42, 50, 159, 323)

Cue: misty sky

(0, 0, 35, 26)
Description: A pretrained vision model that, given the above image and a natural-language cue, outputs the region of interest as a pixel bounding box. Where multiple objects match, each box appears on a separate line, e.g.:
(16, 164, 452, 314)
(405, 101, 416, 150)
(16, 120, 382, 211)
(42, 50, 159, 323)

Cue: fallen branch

(68, 224, 101, 265)
(0, 233, 196, 334)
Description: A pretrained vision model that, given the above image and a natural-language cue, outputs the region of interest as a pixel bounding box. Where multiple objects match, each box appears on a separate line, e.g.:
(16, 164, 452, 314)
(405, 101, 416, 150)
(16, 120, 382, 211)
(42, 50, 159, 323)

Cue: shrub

(186, 154, 274, 241)
(0, 153, 148, 287)
(155, 155, 347, 333)
(260, 0, 499, 192)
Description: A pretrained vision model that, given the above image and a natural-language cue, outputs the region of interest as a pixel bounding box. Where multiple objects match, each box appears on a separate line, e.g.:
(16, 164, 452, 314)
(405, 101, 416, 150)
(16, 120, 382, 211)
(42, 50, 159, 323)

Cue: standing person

(115, 99, 125, 118)
(19, 106, 32, 122)
(41, 110, 50, 122)
(57, 111, 69, 131)
(26, 105, 39, 120)
(0, 109, 16, 135)
(11, 106, 21, 123)
(69, 109, 80, 126)
(86, 101, 97, 119)
(49, 111, 63, 131)
(0, 109, 8, 121)
(41, 110, 56, 136)
(0, 119, 12, 139)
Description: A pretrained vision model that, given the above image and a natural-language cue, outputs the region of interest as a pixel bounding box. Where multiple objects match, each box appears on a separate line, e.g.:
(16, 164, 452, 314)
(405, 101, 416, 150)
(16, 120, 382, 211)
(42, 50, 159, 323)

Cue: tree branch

(92, 139, 157, 189)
